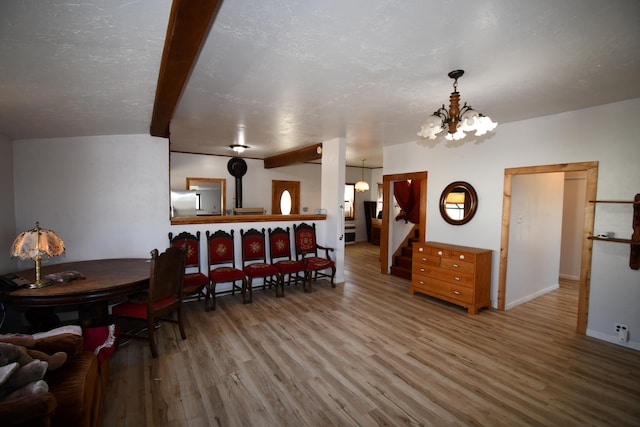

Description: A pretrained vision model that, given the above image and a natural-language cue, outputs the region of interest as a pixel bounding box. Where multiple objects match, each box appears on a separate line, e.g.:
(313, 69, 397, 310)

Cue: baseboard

(587, 329, 640, 351)
(559, 273, 580, 281)
(505, 283, 559, 310)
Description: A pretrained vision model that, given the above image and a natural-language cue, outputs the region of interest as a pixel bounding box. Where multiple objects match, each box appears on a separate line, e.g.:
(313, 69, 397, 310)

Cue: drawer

(412, 252, 440, 267)
(450, 249, 476, 263)
(412, 277, 474, 304)
(440, 258, 474, 274)
(428, 246, 451, 258)
(413, 265, 474, 288)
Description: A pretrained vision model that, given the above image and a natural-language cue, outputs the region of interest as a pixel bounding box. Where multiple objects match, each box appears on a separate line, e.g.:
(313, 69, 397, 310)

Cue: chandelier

(355, 158, 369, 192)
(418, 70, 497, 141)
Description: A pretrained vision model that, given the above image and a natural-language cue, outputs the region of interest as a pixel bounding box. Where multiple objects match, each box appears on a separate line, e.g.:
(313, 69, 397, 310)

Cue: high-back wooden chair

(206, 229, 247, 310)
(240, 228, 283, 302)
(293, 222, 336, 292)
(168, 231, 208, 305)
(111, 246, 187, 358)
(268, 226, 309, 292)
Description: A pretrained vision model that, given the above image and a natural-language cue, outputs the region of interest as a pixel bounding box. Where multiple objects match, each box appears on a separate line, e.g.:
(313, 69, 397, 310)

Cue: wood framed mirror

(439, 181, 478, 225)
(183, 177, 226, 216)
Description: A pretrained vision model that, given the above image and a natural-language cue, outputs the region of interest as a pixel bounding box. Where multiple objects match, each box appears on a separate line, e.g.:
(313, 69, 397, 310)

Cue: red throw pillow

(82, 324, 120, 363)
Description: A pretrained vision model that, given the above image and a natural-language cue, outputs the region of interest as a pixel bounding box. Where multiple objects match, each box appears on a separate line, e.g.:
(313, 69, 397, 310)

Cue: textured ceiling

(2, 0, 640, 168)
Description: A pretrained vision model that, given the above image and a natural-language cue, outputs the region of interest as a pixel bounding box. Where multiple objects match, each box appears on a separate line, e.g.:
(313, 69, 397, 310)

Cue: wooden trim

(263, 143, 323, 169)
(381, 171, 428, 274)
(171, 214, 326, 225)
(498, 161, 598, 334)
(150, 0, 223, 137)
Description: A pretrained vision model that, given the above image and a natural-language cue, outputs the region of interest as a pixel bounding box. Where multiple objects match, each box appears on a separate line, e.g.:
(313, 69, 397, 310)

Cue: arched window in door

(272, 180, 300, 214)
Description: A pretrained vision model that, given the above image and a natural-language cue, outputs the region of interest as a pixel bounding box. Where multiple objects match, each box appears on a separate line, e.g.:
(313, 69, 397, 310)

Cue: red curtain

(394, 180, 421, 224)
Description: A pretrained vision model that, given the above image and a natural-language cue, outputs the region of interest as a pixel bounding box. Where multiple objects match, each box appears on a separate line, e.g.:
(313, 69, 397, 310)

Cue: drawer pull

(419, 281, 425, 285)
(459, 254, 465, 260)
(453, 263, 459, 268)
(421, 257, 427, 262)
(453, 290, 461, 295)
(454, 277, 460, 281)
(420, 268, 425, 272)
(419, 247, 424, 252)
(438, 250, 443, 256)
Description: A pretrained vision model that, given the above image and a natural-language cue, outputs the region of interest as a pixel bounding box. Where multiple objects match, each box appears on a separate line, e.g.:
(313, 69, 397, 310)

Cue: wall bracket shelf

(587, 194, 640, 270)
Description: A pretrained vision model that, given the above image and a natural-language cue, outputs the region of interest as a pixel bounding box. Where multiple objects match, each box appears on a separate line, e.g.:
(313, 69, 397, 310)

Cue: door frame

(498, 161, 598, 334)
(380, 171, 428, 274)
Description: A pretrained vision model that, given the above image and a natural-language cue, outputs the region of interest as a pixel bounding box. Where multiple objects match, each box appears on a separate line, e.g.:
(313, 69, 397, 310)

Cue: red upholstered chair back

(293, 222, 319, 258)
(206, 229, 237, 267)
(268, 227, 293, 261)
(168, 231, 202, 269)
(240, 228, 268, 264)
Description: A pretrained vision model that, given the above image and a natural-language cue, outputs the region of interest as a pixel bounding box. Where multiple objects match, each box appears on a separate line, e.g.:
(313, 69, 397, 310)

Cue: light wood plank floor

(103, 243, 640, 426)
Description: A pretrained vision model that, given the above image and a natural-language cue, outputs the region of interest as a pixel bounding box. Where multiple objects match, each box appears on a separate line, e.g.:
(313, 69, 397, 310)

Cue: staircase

(390, 227, 420, 280)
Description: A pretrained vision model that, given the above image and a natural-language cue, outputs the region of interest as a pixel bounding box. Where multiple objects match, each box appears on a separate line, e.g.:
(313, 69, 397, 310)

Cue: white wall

(0, 134, 16, 274)
(12, 135, 171, 268)
(384, 97, 640, 349)
(506, 172, 564, 308)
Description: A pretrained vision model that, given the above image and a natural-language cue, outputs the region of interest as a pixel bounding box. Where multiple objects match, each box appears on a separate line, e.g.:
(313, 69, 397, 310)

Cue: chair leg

(205, 282, 216, 312)
(276, 274, 284, 298)
(177, 306, 186, 340)
(244, 278, 253, 304)
(330, 266, 336, 288)
(305, 270, 312, 293)
(148, 317, 158, 358)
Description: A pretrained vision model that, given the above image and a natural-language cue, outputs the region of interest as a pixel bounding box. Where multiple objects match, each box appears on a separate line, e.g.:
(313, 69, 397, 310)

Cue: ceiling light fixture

(418, 70, 497, 141)
(355, 158, 370, 193)
(229, 144, 249, 153)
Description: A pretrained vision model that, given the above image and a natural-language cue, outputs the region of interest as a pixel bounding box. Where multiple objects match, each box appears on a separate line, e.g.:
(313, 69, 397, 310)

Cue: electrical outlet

(615, 323, 629, 342)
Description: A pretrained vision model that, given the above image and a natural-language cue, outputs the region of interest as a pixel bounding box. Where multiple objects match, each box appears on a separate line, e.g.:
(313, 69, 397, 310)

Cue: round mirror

(439, 181, 478, 225)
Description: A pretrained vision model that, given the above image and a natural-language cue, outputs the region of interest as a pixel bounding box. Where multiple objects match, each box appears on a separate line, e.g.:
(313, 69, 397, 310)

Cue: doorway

(380, 171, 428, 274)
(498, 161, 598, 334)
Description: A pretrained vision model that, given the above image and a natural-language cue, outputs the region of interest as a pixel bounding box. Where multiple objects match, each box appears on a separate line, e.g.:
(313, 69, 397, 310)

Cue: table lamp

(10, 222, 65, 289)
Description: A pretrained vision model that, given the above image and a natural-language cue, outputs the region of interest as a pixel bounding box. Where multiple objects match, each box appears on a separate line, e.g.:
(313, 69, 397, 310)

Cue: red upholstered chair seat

(209, 266, 247, 282)
(274, 259, 307, 275)
(183, 272, 209, 294)
(244, 262, 280, 278)
(304, 256, 335, 271)
(112, 296, 178, 319)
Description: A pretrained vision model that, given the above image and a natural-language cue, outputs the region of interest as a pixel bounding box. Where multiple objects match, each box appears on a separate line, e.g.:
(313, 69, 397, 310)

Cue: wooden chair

(168, 231, 209, 304)
(240, 228, 283, 302)
(111, 246, 187, 358)
(268, 226, 309, 292)
(206, 229, 247, 310)
(293, 222, 336, 292)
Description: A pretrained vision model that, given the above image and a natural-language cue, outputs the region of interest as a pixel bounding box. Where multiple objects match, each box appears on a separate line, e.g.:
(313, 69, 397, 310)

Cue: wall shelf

(588, 194, 640, 270)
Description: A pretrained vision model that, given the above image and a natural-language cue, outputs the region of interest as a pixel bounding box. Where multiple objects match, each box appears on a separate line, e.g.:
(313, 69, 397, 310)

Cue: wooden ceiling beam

(263, 143, 323, 169)
(150, 0, 223, 138)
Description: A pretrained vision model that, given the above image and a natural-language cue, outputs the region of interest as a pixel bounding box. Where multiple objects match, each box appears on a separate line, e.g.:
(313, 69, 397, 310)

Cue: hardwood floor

(102, 243, 640, 426)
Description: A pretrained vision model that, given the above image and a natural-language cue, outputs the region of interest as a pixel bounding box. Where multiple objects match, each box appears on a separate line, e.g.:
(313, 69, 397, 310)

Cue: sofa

(0, 331, 110, 427)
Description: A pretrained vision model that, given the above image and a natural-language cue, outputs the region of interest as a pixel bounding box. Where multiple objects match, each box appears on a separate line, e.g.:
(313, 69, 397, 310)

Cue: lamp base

(28, 279, 53, 289)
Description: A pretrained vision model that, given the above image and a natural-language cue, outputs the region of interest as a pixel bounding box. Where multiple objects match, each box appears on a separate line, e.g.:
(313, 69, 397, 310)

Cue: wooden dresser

(411, 241, 492, 314)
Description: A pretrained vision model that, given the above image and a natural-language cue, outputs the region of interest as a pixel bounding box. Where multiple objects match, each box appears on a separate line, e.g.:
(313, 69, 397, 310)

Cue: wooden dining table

(6, 258, 151, 331)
